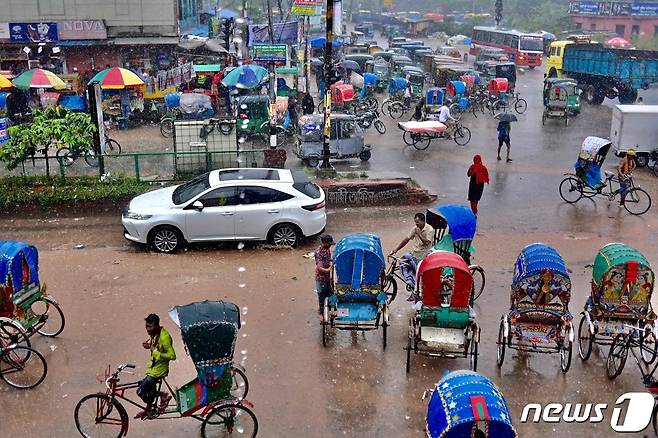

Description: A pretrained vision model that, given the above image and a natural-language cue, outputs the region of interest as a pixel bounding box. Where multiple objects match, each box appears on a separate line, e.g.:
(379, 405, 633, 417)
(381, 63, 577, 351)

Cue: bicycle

(508, 92, 528, 114)
(56, 145, 99, 167)
(559, 171, 651, 215)
(0, 335, 47, 389)
(401, 120, 472, 149)
(74, 363, 255, 438)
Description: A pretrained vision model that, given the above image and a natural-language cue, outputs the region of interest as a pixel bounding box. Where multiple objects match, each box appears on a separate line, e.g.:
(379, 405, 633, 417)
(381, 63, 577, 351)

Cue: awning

(112, 37, 179, 45)
(58, 40, 99, 46)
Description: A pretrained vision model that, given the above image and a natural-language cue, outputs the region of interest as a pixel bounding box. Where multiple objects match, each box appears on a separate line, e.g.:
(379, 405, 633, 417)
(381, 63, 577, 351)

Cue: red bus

(470, 27, 544, 68)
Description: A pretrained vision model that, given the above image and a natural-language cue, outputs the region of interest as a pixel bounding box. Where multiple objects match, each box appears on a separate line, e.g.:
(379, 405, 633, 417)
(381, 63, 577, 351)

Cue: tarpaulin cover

(334, 234, 385, 290)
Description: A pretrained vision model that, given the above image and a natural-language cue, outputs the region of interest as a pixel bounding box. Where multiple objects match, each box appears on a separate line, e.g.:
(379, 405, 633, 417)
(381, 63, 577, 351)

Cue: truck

(545, 40, 658, 105)
(610, 104, 658, 168)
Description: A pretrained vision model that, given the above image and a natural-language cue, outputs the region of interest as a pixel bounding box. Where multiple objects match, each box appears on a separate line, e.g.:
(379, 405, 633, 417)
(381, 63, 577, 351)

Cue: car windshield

(172, 173, 211, 205)
(520, 37, 543, 52)
(374, 65, 388, 74)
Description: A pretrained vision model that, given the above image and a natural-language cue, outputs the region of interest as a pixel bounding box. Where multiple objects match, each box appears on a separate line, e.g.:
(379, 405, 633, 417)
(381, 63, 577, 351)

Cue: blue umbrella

(221, 65, 269, 89)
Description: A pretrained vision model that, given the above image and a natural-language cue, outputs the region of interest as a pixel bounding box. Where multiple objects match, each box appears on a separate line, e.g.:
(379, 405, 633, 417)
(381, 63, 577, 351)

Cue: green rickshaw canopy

(593, 243, 651, 285)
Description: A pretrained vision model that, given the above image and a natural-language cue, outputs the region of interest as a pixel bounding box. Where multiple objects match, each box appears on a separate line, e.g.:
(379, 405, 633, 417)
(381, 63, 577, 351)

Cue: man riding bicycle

(618, 149, 637, 207)
(135, 313, 177, 419)
(389, 213, 435, 299)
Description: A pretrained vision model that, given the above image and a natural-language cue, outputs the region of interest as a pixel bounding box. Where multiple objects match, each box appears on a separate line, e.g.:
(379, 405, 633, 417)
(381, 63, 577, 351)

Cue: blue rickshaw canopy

(333, 234, 385, 290)
(363, 72, 377, 86)
(389, 77, 408, 93)
(0, 241, 39, 293)
(427, 370, 517, 438)
(512, 243, 569, 288)
(436, 205, 477, 241)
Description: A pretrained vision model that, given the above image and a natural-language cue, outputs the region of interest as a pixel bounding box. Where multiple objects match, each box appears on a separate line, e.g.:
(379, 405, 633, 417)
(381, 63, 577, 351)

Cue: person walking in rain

(497, 120, 512, 162)
(314, 234, 335, 320)
(467, 154, 490, 215)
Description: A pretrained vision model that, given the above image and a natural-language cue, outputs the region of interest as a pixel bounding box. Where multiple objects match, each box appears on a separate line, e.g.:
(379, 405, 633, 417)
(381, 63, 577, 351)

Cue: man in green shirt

(135, 313, 176, 419)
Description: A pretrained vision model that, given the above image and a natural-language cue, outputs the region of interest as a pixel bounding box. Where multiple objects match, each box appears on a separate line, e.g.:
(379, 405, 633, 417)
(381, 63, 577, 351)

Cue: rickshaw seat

(420, 306, 472, 329)
(514, 308, 567, 325)
(335, 302, 379, 321)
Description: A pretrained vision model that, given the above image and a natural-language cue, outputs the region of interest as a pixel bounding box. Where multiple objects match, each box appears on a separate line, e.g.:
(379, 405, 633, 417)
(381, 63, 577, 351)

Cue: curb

(317, 178, 437, 207)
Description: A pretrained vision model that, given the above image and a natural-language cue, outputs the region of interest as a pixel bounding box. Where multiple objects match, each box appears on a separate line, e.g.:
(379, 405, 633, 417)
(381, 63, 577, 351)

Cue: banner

(248, 21, 299, 46)
(292, 0, 321, 16)
(9, 22, 58, 42)
(253, 44, 288, 62)
(155, 62, 196, 91)
(0, 118, 8, 145)
(631, 2, 658, 16)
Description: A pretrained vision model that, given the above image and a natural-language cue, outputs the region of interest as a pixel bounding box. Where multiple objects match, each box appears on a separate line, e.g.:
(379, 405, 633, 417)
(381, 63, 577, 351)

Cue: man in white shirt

(389, 212, 435, 298)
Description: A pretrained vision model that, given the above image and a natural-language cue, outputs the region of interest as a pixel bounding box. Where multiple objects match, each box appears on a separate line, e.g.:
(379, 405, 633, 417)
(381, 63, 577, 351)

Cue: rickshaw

(425, 370, 518, 438)
(578, 243, 657, 366)
(405, 251, 480, 372)
(391, 55, 414, 76)
(318, 82, 355, 113)
(356, 72, 379, 111)
(0, 241, 65, 341)
(345, 54, 374, 72)
(364, 60, 390, 91)
(401, 66, 425, 98)
(296, 113, 371, 167)
(381, 77, 410, 118)
(542, 79, 580, 126)
(321, 234, 392, 348)
(496, 243, 574, 373)
(398, 120, 472, 148)
(488, 78, 509, 99)
(74, 300, 257, 438)
(426, 205, 486, 301)
(559, 136, 652, 215)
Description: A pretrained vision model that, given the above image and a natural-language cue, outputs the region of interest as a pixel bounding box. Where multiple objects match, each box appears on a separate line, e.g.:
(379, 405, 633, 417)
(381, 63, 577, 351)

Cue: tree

(0, 107, 96, 175)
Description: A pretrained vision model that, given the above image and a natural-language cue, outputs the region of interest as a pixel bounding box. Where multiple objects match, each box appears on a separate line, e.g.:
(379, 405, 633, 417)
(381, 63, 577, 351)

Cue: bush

(0, 175, 150, 211)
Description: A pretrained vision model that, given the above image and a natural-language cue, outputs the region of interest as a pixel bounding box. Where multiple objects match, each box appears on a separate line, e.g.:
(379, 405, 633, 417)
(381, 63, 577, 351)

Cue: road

(3, 36, 658, 438)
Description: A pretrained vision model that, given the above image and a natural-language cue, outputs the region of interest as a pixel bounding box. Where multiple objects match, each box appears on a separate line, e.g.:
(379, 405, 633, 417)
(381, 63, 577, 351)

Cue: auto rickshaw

(391, 55, 414, 76)
(365, 60, 390, 91)
(476, 61, 516, 91)
(543, 77, 580, 116)
(236, 95, 270, 135)
(368, 45, 384, 55)
(402, 65, 425, 98)
(296, 113, 371, 167)
(345, 54, 374, 72)
(433, 65, 472, 88)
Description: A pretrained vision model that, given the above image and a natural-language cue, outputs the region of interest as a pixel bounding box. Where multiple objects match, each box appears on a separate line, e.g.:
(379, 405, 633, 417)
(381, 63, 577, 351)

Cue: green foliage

(0, 175, 149, 211)
(0, 107, 96, 171)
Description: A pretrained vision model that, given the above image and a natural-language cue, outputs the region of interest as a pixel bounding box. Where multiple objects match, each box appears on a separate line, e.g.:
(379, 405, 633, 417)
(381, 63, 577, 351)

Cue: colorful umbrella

(606, 37, 632, 48)
(221, 65, 269, 89)
(0, 74, 12, 90)
(89, 67, 145, 89)
(12, 68, 66, 90)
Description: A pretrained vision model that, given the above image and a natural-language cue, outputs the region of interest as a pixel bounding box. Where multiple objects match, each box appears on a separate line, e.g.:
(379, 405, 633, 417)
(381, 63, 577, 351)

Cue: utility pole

(320, 0, 334, 170)
(266, 0, 278, 148)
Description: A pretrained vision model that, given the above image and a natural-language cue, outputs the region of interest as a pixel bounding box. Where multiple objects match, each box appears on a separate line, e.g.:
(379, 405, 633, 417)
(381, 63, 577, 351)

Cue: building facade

(0, 0, 211, 74)
(569, 0, 658, 40)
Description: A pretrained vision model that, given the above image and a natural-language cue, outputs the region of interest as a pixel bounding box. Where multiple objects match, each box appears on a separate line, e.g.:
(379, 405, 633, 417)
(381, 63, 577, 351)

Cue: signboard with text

(248, 21, 299, 46)
(569, 1, 658, 16)
(292, 0, 322, 16)
(58, 20, 107, 40)
(9, 22, 58, 42)
(253, 44, 288, 62)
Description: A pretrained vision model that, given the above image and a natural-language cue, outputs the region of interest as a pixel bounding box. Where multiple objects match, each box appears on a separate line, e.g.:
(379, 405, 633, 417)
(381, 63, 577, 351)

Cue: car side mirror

(192, 201, 204, 211)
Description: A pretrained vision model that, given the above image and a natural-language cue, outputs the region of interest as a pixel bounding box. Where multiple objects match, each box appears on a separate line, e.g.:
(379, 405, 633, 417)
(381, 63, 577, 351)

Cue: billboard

(248, 21, 298, 46)
(253, 44, 288, 62)
(9, 22, 58, 42)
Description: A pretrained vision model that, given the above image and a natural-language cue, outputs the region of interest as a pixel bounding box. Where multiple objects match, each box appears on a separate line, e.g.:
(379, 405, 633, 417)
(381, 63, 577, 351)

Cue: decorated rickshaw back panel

(0, 241, 41, 317)
(419, 259, 473, 309)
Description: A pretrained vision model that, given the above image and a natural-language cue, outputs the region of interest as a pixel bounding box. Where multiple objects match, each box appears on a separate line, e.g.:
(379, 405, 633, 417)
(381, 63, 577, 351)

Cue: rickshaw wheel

(496, 320, 506, 367)
(652, 162, 658, 178)
(405, 335, 412, 373)
(577, 315, 593, 361)
(382, 306, 388, 351)
(640, 326, 658, 365)
(412, 133, 431, 151)
(469, 266, 485, 302)
(565, 116, 569, 126)
(560, 339, 573, 373)
(201, 403, 258, 438)
(359, 150, 372, 161)
(230, 367, 249, 400)
(32, 296, 66, 337)
(402, 131, 413, 146)
(559, 176, 584, 204)
(623, 188, 651, 216)
(0, 345, 47, 389)
(0, 320, 31, 352)
(514, 99, 528, 114)
(389, 103, 405, 119)
(383, 275, 398, 302)
(541, 112, 546, 126)
(470, 339, 478, 372)
(453, 126, 471, 146)
(607, 333, 628, 379)
(74, 393, 128, 438)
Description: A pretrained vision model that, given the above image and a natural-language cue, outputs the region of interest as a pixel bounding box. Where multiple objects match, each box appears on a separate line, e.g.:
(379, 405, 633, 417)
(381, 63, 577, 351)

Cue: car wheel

(268, 223, 300, 247)
(149, 226, 183, 254)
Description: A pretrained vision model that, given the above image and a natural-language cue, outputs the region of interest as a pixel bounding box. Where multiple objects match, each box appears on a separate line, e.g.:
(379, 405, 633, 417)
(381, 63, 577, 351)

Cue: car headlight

(124, 211, 153, 220)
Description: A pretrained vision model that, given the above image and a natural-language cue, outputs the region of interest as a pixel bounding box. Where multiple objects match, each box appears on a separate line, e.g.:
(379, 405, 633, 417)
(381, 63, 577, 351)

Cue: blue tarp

(512, 243, 569, 288)
(59, 95, 87, 112)
(427, 370, 517, 438)
(0, 92, 9, 109)
(0, 241, 40, 293)
(333, 234, 385, 290)
(426, 88, 444, 105)
(436, 205, 477, 241)
(310, 37, 344, 48)
(388, 77, 408, 93)
(575, 158, 602, 189)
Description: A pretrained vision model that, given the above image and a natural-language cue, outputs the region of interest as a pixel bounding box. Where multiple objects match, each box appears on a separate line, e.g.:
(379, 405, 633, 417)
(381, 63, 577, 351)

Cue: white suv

(122, 168, 326, 253)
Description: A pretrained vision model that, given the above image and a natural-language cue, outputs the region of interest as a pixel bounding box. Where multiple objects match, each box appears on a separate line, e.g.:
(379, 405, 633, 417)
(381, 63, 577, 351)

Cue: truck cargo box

(610, 105, 658, 153)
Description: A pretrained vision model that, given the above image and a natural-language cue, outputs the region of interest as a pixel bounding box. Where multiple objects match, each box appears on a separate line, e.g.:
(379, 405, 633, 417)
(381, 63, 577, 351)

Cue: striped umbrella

(0, 74, 12, 90)
(12, 68, 66, 90)
(89, 67, 145, 89)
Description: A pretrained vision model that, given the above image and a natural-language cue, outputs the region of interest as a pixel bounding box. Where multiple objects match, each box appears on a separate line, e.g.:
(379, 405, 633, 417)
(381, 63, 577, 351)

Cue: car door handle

(267, 210, 280, 214)
(221, 212, 234, 216)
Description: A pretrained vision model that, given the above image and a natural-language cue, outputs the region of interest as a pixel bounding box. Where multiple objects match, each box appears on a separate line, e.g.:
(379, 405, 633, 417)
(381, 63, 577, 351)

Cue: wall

(571, 15, 658, 39)
(0, 0, 178, 36)
(64, 45, 120, 73)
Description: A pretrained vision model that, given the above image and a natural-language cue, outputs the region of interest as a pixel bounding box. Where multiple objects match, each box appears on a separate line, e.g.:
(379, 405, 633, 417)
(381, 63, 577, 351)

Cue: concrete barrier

(317, 178, 437, 207)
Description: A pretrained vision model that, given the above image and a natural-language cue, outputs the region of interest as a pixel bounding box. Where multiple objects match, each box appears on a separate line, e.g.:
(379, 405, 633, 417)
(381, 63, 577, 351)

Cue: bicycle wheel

(606, 333, 629, 379)
(160, 117, 174, 137)
(623, 187, 651, 215)
(383, 275, 398, 302)
(0, 320, 30, 348)
(230, 366, 249, 400)
(389, 102, 405, 119)
(577, 315, 593, 361)
(104, 139, 122, 155)
(84, 150, 99, 168)
(402, 131, 414, 146)
(374, 120, 386, 134)
(492, 100, 507, 116)
(453, 126, 471, 146)
(201, 403, 258, 438)
(381, 100, 393, 117)
(74, 393, 128, 438)
(469, 265, 485, 302)
(412, 133, 431, 150)
(31, 296, 65, 337)
(559, 176, 584, 204)
(449, 103, 463, 122)
(641, 327, 658, 365)
(0, 346, 47, 389)
(56, 147, 75, 167)
(514, 98, 528, 114)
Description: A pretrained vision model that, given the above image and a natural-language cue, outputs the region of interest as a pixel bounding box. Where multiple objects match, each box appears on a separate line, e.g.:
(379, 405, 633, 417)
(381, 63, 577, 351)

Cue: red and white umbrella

(606, 37, 632, 48)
